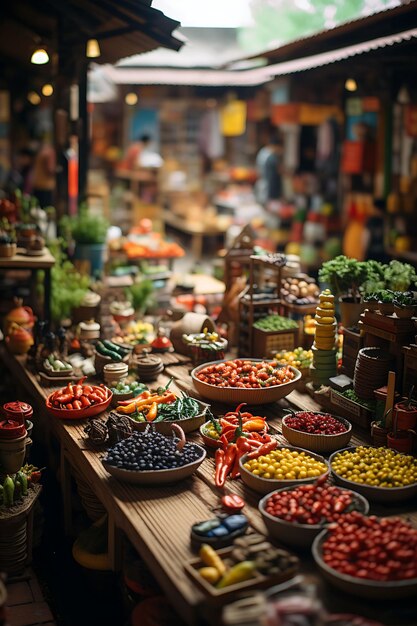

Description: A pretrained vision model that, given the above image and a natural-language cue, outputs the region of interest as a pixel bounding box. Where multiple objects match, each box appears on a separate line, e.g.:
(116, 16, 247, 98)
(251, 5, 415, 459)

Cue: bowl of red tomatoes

(259, 483, 369, 548)
(281, 410, 352, 453)
(46, 379, 113, 420)
(312, 512, 417, 598)
(191, 359, 301, 405)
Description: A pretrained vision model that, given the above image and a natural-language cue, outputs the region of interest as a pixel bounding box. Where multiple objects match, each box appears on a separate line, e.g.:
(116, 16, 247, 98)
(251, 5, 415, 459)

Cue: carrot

(118, 393, 176, 414)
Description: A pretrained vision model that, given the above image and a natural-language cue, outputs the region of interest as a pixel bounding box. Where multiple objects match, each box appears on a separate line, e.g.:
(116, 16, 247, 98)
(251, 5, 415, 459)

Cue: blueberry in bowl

(102, 423, 206, 484)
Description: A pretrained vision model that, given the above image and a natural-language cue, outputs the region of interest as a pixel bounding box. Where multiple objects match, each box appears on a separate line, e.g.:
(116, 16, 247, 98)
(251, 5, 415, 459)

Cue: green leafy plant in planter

(319, 255, 368, 302)
(319, 256, 368, 327)
(384, 260, 417, 292)
(48, 240, 91, 324)
(360, 260, 386, 296)
(60, 205, 109, 277)
(124, 278, 155, 314)
(393, 291, 416, 318)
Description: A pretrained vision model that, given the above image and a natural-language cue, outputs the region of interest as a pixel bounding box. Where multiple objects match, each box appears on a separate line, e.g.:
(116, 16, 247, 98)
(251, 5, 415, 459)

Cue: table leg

(108, 512, 122, 572)
(60, 447, 72, 536)
(44, 268, 52, 324)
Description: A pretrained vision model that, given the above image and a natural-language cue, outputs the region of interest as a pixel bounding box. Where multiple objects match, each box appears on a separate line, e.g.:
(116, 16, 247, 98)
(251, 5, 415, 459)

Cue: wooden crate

(252, 327, 297, 358)
(330, 388, 374, 428)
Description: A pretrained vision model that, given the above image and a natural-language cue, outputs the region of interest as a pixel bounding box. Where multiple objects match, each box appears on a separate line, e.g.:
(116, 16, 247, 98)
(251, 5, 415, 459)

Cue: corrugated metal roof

(104, 24, 417, 86)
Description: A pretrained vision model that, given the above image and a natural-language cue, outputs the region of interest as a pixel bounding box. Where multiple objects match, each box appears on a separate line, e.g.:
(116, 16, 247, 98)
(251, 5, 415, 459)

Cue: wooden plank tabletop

(0, 248, 55, 269)
(2, 347, 417, 626)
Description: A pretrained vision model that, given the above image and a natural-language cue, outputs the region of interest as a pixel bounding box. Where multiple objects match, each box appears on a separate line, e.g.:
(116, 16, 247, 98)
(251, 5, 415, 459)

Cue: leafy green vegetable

(154, 393, 201, 422)
(384, 260, 417, 292)
(253, 315, 298, 331)
(319, 256, 367, 301)
(60, 204, 109, 244)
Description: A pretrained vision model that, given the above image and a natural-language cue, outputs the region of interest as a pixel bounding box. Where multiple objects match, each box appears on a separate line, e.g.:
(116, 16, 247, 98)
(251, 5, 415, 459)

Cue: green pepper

(3, 475, 15, 507)
(16, 471, 28, 496)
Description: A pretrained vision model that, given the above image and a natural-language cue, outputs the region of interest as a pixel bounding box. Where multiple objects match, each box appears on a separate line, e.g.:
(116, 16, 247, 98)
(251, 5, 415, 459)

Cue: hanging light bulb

(28, 91, 41, 105)
(42, 84, 54, 97)
(345, 78, 357, 92)
(86, 39, 101, 58)
(125, 92, 138, 106)
(31, 47, 49, 65)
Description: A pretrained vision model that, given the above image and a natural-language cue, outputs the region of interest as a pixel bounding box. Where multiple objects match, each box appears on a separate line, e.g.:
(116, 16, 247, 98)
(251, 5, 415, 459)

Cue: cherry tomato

(221, 493, 245, 512)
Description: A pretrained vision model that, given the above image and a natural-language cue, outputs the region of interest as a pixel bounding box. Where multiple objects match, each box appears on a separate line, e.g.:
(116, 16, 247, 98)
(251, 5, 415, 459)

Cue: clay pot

(6, 324, 34, 355)
(170, 313, 215, 355)
(0, 243, 16, 258)
(371, 421, 389, 447)
(394, 402, 417, 430)
(4, 298, 35, 334)
(387, 430, 415, 454)
(0, 412, 28, 474)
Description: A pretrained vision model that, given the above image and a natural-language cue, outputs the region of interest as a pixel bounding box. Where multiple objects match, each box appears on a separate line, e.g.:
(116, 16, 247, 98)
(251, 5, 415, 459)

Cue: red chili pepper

(230, 437, 252, 479)
(247, 439, 277, 459)
(73, 385, 83, 399)
(72, 400, 82, 410)
(56, 393, 74, 404)
(89, 393, 104, 404)
(79, 395, 91, 408)
(218, 444, 236, 486)
(215, 449, 226, 488)
(66, 403, 74, 410)
(221, 494, 245, 512)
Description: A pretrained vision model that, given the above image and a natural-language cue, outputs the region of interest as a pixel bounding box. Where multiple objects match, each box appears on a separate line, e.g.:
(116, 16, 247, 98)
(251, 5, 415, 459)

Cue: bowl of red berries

(281, 410, 352, 453)
(312, 512, 417, 599)
(259, 481, 369, 548)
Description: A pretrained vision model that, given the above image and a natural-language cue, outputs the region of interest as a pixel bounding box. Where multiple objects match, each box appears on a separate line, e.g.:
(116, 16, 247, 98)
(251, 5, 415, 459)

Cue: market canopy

(0, 0, 182, 72)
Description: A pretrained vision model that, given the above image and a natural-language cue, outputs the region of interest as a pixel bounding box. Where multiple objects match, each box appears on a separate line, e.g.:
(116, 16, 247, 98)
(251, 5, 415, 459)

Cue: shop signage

(221, 100, 247, 136)
(271, 103, 300, 125)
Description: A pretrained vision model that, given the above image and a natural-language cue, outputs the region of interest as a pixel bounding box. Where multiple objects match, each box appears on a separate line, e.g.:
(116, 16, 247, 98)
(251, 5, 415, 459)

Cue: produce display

(320, 512, 417, 581)
(243, 447, 328, 481)
(284, 411, 348, 435)
(339, 389, 376, 412)
(191, 514, 248, 547)
(310, 289, 338, 387)
(182, 328, 227, 363)
(195, 359, 295, 388)
(281, 275, 320, 305)
(253, 315, 298, 331)
(103, 425, 203, 471)
(116, 385, 202, 424)
(43, 354, 73, 373)
(263, 483, 364, 526)
(201, 404, 268, 443)
(47, 378, 111, 411)
(112, 321, 154, 347)
(196, 536, 298, 588)
(110, 380, 147, 397)
(331, 447, 417, 488)
(95, 340, 130, 362)
(276, 347, 313, 371)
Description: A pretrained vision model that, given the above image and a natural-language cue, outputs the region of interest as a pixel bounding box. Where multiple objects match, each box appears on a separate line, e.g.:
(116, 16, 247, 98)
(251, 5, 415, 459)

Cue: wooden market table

(0, 248, 55, 321)
(2, 347, 417, 626)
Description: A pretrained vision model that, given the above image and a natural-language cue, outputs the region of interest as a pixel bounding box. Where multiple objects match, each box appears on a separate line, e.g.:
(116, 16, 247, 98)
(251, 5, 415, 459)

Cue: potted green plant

(0, 227, 16, 258)
(362, 292, 379, 312)
(319, 255, 367, 327)
(384, 260, 417, 292)
(46, 240, 91, 325)
(376, 289, 395, 315)
(124, 278, 155, 315)
(60, 205, 109, 277)
(393, 291, 416, 319)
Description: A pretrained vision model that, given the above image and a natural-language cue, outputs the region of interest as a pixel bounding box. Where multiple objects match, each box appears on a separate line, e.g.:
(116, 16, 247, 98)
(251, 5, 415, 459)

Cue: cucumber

(102, 339, 129, 357)
(95, 341, 122, 362)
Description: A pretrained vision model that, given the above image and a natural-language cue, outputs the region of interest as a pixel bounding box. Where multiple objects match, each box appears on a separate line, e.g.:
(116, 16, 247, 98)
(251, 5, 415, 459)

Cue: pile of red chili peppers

(48, 377, 110, 410)
(214, 403, 277, 488)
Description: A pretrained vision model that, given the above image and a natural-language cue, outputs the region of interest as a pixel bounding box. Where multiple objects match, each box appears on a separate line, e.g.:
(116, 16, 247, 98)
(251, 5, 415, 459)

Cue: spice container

(78, 320, 100, 341)
(103, 362, 129, 387)
(0, 404, 28, 473)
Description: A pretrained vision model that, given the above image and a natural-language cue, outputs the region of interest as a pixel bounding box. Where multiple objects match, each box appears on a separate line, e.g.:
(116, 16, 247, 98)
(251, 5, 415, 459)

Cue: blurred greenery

(238, 0, 397, 52)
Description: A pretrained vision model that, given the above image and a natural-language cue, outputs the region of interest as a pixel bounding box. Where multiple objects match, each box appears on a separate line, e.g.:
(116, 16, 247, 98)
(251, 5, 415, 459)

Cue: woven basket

(281, 413, 352, 453)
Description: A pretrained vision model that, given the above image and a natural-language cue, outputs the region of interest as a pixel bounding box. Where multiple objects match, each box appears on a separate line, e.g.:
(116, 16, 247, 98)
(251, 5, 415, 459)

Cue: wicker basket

(252, 327, 297, 358)
(281, 413, 352, 453)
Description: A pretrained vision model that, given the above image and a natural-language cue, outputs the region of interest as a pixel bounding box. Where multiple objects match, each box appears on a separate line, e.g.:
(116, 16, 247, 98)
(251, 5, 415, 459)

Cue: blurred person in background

(32, 134, 56, 207)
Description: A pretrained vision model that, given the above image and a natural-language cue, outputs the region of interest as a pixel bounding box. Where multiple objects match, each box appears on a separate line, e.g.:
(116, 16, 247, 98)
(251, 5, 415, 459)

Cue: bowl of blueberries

(102, 423, 206, 484)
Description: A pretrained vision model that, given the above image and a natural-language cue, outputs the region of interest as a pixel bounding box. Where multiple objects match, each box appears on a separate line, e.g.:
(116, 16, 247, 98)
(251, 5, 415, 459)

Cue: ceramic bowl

(191, 360, 301, 405)
(46, 388, 113, 420)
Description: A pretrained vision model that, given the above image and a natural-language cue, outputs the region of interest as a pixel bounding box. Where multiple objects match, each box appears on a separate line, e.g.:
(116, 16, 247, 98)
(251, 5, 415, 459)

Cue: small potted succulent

(0, 229, 16, 257)
(394, 386, 417, 430)
(393, 291, 416, 319)
(362, 292, 379, 312)
(377, 290, 395, 315)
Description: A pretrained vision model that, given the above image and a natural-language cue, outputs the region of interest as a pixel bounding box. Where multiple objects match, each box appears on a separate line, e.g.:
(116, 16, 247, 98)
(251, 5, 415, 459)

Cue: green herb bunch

(60, 204, 109, 245)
